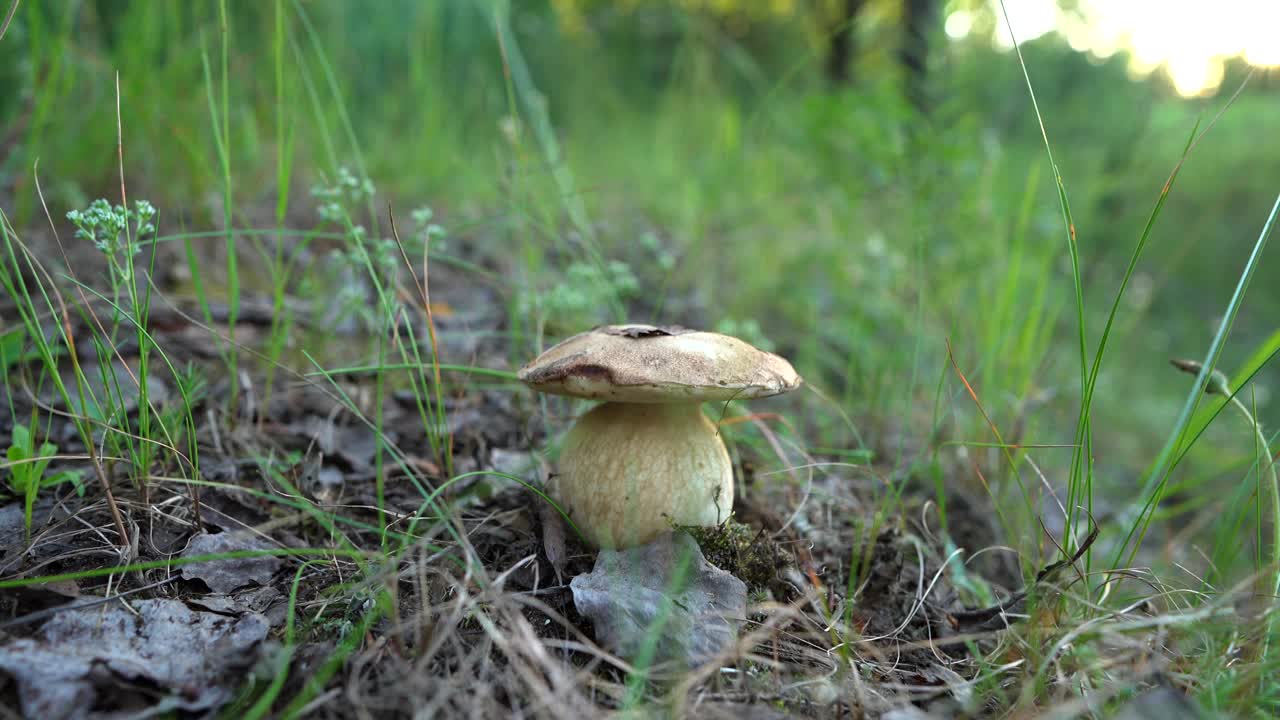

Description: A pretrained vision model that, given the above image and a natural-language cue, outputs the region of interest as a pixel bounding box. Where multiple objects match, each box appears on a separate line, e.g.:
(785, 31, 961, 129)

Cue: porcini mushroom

(519, 324, 801, 549)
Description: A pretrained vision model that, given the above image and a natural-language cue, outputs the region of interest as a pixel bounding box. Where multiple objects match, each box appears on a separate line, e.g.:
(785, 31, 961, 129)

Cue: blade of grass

(2, 204, 129, 549)
(1116, 189, 1280, 600)
(0, 547, 371, 589)
(199, 7, 239, 405)
(995, 2, 1091, 567)
(261, 0, 297, 426)
(0, 0, 19, 43)
(279, 600, 384, 719)
(490, 0, 621, 321)
(243, 560, 321, 720)
(304, 362, 517, 381)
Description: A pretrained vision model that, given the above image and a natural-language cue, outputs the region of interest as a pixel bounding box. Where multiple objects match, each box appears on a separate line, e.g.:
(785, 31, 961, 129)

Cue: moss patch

(682, 520, 790, 597)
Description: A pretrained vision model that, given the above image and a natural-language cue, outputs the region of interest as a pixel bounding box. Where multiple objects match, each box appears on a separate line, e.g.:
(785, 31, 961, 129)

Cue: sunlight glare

(991, 0, 1057, 49)
(945, 10, 973, 40)
(984, 0, 1278, 96)
(1167, 55, 1225, 98)
(1240, 4, 1280, 66)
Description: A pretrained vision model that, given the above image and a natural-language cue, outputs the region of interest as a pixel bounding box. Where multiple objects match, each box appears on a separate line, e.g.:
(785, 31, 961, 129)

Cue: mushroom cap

(518, 324, 802, 403)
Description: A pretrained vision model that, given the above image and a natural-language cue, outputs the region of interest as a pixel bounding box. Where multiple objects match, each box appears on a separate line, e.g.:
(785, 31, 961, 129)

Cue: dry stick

(945, 338, 1041, 552)
(32, 154, 195, 544)
(0, 36, 32, 172)
(29, 83, 174, 550)
(112, 70, 156, 536)
(116, 72, 201, 529)
(0, 575, 177, 629)
(389, 205, 452, 474)
(28, 170, 131, 551)
(0, 0, 18, 43)
(59, 294, 130, 549)
(115, 72, 126, 209)
(116, 72, 174, 530)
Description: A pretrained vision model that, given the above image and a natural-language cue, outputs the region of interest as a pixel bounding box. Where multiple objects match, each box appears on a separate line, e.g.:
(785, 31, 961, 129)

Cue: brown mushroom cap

(518, 324, 802, 403)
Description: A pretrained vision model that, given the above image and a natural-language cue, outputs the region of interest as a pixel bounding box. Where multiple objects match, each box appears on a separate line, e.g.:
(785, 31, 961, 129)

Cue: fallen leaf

(537, 498, 567, 583)
(188, 585, 285, 624)
(181, 531, 283, 593)
(0, 598, 268, 720)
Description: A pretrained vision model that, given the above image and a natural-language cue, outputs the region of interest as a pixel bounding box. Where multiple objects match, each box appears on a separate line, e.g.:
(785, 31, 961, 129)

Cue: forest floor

(0, 223, 1206, 719)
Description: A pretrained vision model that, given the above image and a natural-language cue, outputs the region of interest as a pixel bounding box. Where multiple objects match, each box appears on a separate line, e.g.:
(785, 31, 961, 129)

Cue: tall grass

(199, 0, 240, 405)
(2, 0, 1279, 715)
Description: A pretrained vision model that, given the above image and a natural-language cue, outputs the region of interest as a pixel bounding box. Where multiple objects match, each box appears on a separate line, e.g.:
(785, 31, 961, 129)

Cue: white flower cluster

(66, 199, 157, 256)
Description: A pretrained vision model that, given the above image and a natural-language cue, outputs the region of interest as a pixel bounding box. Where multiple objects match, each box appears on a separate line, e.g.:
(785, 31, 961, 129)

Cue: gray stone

(571, 531, 746, 667)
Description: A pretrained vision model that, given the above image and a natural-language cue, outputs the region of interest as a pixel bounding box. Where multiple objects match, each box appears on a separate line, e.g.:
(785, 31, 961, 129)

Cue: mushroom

(519, 324, 801, 549)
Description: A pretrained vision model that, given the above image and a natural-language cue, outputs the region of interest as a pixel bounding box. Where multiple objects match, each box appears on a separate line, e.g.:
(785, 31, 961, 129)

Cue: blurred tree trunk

(825, 0, 865, 84)
(899, 0, 937, 112)
(826, 0, 939, 113)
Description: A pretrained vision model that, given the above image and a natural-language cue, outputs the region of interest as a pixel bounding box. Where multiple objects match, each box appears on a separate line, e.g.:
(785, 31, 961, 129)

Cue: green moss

(682, 520, 788, 596)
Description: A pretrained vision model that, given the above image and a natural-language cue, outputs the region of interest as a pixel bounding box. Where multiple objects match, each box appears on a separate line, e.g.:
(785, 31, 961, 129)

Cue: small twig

(30, 171, 131, 552)
(947, 517, 1099, 633)
(514, 584, 571, 597)
(0, 575, 178, 629)
(0, 0, 19, 43)
(116, 71, 127, 210)
(389, 203, 453, 476)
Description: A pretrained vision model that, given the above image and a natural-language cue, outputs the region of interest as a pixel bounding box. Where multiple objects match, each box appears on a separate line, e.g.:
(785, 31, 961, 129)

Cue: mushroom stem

(556, 401, 733, 549)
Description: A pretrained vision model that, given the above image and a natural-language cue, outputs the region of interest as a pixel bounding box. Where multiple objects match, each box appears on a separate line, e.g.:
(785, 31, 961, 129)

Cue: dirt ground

(0, 242, 1049, 719)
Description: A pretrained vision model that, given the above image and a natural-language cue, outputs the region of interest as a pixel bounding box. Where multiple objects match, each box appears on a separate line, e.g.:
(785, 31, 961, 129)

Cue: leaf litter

(0, 235, 1214, 719)
(0, 598, 268, 719)
(179, 531, 283, 594)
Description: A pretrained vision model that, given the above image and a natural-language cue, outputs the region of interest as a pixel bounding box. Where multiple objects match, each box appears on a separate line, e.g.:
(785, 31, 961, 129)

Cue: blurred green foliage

(3, 3, 1280, 710)
(0, 0, 1277, 518)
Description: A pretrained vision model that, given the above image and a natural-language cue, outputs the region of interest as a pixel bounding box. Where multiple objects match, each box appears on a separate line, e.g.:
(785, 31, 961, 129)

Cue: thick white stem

(555, 401, 733, 549)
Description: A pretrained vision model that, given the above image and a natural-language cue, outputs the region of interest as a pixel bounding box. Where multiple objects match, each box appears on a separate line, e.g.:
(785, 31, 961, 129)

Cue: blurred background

(1, 0, 1278, 560)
